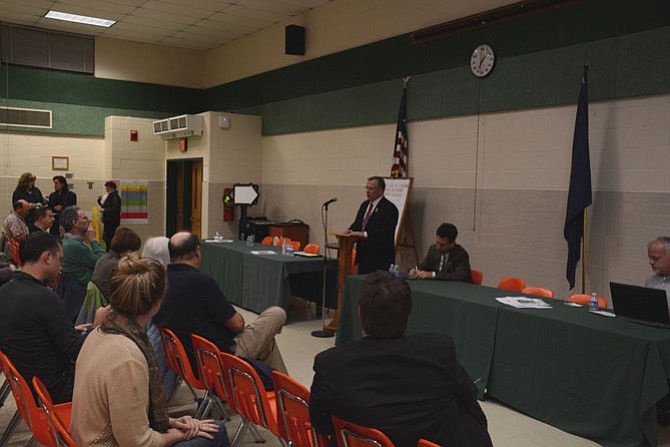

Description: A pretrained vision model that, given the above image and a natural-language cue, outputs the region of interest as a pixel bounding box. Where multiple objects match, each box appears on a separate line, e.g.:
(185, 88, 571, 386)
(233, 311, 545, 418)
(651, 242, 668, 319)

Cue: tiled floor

(2, 299, 670, 446)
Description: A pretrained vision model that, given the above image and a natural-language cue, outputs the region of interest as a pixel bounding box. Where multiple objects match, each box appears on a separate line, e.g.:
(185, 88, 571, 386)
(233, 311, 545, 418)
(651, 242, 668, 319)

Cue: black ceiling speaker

(285, 25, 305, 56)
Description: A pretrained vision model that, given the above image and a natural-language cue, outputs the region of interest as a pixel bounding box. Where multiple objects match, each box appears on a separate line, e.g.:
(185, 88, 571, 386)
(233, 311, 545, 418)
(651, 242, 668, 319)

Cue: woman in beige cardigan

(71, 254, 229, 447)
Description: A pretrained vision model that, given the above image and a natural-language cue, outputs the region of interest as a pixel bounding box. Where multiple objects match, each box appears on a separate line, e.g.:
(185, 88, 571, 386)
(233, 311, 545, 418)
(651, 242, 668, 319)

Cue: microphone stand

(312, 201, 335, 338)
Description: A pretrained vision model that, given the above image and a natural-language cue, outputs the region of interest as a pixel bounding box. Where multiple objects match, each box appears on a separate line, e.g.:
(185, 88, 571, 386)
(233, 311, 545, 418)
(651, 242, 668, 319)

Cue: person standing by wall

(97, 180, 122, 251)
(48, 175, 77, 237)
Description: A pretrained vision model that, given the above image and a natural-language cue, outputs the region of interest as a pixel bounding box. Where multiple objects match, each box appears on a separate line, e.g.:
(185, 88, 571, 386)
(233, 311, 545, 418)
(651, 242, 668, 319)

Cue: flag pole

(581, 209, 587, 294)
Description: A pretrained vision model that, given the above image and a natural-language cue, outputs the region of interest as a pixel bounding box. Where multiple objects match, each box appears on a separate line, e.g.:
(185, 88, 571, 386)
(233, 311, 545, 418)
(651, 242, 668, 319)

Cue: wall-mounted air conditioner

(152, 114, 203, 139)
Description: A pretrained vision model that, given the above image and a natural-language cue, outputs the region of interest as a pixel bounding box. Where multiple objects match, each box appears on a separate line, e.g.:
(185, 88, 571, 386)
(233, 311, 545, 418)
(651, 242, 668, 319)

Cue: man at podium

(347, 176, 398, 274)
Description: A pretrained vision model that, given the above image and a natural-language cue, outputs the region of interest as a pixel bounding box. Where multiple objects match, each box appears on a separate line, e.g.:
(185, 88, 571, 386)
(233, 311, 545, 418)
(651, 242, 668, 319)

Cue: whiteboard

(383, 177, 413, 247)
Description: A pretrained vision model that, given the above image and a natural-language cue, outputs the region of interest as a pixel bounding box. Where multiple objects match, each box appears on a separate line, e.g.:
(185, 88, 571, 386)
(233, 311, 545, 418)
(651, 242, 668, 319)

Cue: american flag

(390, 78, 410, 178)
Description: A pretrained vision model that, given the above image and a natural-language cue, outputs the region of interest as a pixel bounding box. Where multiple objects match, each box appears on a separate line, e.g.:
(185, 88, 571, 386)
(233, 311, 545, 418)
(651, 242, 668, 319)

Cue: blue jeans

(173, 420, 230, 447)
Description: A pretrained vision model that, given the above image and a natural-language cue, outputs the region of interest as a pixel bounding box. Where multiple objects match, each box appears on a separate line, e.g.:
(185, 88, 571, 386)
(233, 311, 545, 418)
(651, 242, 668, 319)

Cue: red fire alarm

(130, 130, 138, 141)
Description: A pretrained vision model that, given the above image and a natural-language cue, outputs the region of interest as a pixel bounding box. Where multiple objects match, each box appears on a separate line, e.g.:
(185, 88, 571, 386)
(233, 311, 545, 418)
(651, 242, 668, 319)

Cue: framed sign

(52, 156, 69, 171)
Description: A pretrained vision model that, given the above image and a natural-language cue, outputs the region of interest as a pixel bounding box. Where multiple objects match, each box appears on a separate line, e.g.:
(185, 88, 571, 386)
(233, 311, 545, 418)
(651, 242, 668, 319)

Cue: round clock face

(470, 44, 495, 78)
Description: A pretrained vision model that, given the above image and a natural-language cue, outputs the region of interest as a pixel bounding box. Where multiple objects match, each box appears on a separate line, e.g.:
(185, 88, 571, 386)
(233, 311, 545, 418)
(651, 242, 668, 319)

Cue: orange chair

(219, 352, 280, 447)
(0, 351, 71, 446)
(471, 269, 483, 286)
(522, 286, 555, 298)
(158, 327, 207, 412)
(331, 415, 396, 447)
(303, 244, 320, 255)
(569, 294, 607, 308)
(272, 371, 328, 447)
(190, 334, 231, 420)
(7, 237, 21, 266)
(275, 237, 284, 247)
(418, 440, 442, 447)
(289, 240, 301, 251)
(497, 277, 526, 292)
(0, 351, 21, 447)
(261, 236, 274, 245)
(32, 377, 79, 447)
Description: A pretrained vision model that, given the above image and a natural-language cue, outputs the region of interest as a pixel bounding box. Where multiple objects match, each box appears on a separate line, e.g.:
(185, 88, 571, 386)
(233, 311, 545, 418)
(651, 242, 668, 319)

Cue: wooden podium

(325, 232, 361, 331)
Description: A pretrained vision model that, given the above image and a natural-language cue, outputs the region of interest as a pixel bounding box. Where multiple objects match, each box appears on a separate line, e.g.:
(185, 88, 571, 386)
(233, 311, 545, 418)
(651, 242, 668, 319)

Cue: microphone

(322, 197, 337, 207)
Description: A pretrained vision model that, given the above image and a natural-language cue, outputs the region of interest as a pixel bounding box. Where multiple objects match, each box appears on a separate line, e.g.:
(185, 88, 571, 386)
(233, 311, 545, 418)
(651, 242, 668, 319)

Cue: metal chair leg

(0, 380, 10, 409)
(231, 418, 250, 447)
(249, 424, 265, 443)
(194, 392, 212, 420)
(0, 410, 22, 447)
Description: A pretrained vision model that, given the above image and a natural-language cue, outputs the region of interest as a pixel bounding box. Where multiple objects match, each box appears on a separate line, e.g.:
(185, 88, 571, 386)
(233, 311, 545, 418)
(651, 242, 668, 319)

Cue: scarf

(101, 311, 169, 433)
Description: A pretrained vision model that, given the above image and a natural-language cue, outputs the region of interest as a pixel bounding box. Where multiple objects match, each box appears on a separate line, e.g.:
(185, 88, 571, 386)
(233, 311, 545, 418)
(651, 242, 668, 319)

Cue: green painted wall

(1, 0, 669, 136)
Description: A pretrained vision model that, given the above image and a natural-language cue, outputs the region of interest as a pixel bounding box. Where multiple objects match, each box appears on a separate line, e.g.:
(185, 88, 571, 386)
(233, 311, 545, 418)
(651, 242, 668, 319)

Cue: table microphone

(322, 197, 337, 207)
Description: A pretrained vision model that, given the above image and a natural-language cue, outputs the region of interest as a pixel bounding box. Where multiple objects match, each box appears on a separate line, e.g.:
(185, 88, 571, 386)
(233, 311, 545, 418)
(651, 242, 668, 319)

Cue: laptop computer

(609, 282, 670, 328)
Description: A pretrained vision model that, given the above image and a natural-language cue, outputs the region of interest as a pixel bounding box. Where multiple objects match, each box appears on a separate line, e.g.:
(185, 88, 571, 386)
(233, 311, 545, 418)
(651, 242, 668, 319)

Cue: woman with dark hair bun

(48, 175, 77, 237)
(71, 254, 230, 447)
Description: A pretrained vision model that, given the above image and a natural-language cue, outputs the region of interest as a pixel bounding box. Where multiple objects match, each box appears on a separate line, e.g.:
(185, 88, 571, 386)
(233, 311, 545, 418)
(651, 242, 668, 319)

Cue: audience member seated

(310, 271, 493, 447)
(410, 223, 472, 283)
(71, 254, 230, 447)
(3, 199, 31, 241)
(60, 206, 105, 288)
(142, 236, 170, 267)
(92, 227, 141, 300)
(32, 206, 55, 233)
(153, 231, 288, 374)
(0, 233, 95, 403)
(646, 236, 670, 307)
(142, 235, 177, 395)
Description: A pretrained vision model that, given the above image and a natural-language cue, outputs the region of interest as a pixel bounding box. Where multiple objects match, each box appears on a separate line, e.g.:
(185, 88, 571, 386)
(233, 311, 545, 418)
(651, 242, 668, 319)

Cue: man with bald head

(153, 231, 287, 373)
(3, 199, 31, 241)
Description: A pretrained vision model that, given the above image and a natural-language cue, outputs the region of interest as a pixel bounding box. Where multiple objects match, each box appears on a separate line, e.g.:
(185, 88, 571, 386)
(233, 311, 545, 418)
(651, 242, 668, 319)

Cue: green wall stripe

(0, 99, 169, 136)
(0, 65, 203, 113)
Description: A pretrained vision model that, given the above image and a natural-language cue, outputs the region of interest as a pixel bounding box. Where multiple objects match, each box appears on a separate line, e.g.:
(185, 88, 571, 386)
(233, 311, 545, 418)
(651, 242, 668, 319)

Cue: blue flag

(564, 64, 592, 290)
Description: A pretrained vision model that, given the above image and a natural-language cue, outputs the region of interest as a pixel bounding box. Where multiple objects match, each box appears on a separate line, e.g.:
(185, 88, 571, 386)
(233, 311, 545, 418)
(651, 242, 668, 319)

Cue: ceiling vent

(0, 106, 52, 128)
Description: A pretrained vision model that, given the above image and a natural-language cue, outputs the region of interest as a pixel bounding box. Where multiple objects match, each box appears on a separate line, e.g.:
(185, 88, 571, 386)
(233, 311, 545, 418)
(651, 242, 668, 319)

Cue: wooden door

(166, 158, 202, 238)
(190, 160, 202, 238)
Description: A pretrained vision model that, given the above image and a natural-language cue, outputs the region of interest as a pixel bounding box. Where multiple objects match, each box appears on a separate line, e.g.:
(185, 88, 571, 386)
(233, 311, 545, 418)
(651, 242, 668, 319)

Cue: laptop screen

(610, 282, 670, 325)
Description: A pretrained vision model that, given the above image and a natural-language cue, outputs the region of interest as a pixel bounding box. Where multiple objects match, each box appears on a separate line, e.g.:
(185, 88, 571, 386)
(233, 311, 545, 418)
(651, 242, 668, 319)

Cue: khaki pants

(234, 306, 288, 374)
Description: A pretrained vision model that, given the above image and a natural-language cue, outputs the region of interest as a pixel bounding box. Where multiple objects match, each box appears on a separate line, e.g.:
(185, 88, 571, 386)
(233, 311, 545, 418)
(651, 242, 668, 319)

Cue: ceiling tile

(0, 0, 332, 51)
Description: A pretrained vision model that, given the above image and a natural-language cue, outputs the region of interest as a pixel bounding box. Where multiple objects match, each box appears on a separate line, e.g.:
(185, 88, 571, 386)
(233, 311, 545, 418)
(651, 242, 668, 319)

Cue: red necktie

(362, 202, 374, 231)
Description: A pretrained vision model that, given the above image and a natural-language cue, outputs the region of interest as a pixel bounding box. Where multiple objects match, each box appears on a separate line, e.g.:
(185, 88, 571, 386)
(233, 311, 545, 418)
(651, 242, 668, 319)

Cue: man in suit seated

(310, 271, 492, 447)
(347, 176, 399, 274)
(410, 222, 472, 283)
(153, 231, 287, 374)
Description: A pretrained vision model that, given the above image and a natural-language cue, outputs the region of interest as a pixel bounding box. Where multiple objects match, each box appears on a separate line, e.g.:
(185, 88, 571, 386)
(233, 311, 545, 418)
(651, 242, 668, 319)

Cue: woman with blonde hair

(71, 254, 229, 447)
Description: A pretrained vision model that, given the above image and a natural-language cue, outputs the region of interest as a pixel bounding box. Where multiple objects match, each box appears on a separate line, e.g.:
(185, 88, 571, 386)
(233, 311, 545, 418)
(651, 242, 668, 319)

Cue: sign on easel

(383, 177, 418, 264)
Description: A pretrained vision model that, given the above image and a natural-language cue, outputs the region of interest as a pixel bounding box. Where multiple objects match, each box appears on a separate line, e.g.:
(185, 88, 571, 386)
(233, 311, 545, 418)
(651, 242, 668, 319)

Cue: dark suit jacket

(418, 244, 472, 283)
(310, 334, 493, 447)
(349, 196, 398, 274)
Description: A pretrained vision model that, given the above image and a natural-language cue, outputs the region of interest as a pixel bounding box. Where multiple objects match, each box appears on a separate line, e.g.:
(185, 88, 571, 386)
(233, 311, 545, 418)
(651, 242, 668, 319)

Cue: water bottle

(286, 244, 294, 256)
(281, 239, 288, 255)
(389, 264, 400, 277)
(588, 292, 599, 312)
(246, 235, 254, 247)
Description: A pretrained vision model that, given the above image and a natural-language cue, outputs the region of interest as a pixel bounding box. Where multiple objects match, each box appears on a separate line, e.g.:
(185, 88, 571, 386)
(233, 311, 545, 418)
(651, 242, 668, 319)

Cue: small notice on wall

(120, 180, 149, 224)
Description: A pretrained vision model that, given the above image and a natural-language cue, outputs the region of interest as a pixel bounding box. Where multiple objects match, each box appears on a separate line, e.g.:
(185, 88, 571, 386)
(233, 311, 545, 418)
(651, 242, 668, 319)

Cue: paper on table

(496, 296, 553, 309)
(590, 310, 616, 317)
(251, 250, 278, 255)
(204, 239, 234, 243)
